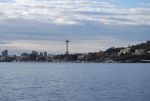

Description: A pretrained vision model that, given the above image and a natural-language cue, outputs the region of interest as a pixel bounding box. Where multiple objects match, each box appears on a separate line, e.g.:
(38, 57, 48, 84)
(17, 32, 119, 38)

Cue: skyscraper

(5, 50, 8, 56)
(2, 51, 5, 56)
(40, 52, 43, 56)
(44, 52, 47, 57)
(2, 50, 8, 56)
(32, 51, 38, 55)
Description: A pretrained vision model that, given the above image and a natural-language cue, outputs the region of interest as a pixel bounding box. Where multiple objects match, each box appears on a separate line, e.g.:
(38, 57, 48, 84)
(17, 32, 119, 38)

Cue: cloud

(0, 40, 12, 45)
(0, 0, 150, 55)
(0, 0, 149, 26)
(139, 3, 150, 6)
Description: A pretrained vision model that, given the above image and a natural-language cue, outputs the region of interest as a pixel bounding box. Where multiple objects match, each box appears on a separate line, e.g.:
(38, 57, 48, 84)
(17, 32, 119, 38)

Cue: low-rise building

(78, 54, 87, 61)
(134, 49, 145, 55)
(118, 48, 131, 55)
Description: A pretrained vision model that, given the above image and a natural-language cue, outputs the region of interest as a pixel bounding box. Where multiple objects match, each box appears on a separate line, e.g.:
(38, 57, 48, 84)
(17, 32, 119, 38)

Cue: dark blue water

(0, 63, 150, 101)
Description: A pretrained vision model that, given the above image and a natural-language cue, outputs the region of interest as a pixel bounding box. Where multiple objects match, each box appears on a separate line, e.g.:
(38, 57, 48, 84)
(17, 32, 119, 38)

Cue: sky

(0, 0, 150, 55)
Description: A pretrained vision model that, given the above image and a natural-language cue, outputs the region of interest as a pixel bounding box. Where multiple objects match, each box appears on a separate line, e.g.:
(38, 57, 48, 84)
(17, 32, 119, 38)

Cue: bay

(0, 63, 150, 101)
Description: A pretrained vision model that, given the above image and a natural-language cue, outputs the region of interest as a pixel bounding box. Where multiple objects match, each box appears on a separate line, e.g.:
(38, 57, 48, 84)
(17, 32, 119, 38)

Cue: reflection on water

(0, 63, 150, 101)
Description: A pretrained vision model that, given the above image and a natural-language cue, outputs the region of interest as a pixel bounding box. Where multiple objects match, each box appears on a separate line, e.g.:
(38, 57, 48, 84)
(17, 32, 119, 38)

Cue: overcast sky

(0, 0, 150, 55)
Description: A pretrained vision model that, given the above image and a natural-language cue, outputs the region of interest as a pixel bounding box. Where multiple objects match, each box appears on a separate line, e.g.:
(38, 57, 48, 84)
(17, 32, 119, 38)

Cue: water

(0, 63, 150, 101)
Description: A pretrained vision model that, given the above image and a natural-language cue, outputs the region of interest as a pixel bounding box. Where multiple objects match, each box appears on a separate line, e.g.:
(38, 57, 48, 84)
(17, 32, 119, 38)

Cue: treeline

(100, 40, 150, 62)
(66, 40, 150, 63)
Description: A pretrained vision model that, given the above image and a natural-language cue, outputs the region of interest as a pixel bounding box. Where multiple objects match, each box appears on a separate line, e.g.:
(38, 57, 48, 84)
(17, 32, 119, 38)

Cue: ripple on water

(0, 63, 150, 101)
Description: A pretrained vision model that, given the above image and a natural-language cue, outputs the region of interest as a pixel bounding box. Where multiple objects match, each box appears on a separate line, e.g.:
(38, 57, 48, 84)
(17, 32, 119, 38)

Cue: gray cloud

(139, 3, 150, 6)
(0, 40, 12, 45)
(0, 17, 149, 41)
(0, 12, 4, 15)
(0, 0, 150, 55)
(0, 0, 150, 26)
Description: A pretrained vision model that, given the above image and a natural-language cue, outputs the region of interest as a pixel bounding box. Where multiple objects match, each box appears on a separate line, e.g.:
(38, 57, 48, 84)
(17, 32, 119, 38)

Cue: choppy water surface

(0, 63, 150, 101)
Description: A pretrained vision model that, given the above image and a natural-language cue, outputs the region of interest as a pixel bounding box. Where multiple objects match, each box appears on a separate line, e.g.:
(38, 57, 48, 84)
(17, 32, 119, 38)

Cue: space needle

(65, 39, 69, 55)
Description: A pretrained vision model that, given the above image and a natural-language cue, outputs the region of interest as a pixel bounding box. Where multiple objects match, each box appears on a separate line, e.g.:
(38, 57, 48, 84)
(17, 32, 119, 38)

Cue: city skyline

(0, 0, 150, 55)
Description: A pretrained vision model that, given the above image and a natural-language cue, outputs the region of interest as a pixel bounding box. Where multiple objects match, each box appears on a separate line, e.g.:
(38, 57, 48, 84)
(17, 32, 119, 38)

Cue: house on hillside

(134, 49, 145, 55)
(118, 48, 131, 55)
